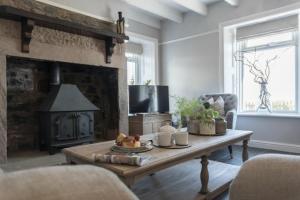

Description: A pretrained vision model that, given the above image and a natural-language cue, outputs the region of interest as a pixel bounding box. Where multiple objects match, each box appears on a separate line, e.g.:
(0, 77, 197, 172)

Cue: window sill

(238, 112, 300, 119)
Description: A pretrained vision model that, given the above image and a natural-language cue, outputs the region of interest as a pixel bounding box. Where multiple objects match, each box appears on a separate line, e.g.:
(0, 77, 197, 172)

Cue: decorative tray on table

(189, 132, 226, 136)
(111, 141, 153, 153)
(151, 140, 191, 149)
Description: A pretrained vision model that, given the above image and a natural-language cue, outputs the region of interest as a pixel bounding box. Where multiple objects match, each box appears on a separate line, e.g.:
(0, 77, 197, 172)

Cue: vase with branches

(235, 49, 278, 112)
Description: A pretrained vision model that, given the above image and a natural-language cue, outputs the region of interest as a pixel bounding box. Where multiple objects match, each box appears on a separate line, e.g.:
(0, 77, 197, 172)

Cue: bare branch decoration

(234, 48, 279, 112)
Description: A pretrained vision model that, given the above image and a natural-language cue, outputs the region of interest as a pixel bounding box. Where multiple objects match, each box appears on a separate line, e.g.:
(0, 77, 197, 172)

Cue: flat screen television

(129, 85, 169, 114)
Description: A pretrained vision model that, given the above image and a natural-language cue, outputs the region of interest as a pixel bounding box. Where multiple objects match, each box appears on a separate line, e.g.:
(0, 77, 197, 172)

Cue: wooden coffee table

(63, 129, 252, 199)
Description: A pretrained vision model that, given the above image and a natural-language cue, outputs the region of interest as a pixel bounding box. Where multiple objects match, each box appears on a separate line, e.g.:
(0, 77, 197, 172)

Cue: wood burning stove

(39, 63, 99, 154)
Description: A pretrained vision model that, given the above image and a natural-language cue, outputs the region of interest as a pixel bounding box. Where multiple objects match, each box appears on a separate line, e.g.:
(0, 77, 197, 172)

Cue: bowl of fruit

(111, 133, 153, 153)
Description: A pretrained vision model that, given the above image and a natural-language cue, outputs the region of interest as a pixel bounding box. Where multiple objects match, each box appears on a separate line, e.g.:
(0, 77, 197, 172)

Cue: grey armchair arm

(229, 154, 300, 200)
(226, 109, 237, 129)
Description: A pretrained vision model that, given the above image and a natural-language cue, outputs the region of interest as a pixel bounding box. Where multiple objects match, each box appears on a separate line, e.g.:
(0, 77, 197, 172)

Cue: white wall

(161, 0, 300, 152)
(237, 116, 300, 144)
(161, 32, 219, 98)
(126, 19, 160, 41)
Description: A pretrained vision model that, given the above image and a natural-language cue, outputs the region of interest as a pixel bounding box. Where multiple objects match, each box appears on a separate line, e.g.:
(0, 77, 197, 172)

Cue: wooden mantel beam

(0, 6, 128, 64)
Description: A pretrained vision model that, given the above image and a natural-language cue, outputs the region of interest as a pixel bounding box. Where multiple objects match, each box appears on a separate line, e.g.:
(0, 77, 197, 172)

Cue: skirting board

(237, 140, 300, 154)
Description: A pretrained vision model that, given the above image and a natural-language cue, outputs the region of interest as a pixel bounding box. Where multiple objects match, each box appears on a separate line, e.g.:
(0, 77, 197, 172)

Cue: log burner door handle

(55, 119, 61, 138)
(75, 113, 81, 138)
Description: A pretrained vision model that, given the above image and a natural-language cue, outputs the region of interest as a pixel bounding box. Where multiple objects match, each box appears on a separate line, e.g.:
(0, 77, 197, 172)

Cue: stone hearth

(0, 0, 128, 162)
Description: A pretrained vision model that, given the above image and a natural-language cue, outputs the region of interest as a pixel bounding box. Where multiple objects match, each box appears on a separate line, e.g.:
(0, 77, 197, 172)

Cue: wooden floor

(132, 145, 299, 200)
(132, 159, 239, 200)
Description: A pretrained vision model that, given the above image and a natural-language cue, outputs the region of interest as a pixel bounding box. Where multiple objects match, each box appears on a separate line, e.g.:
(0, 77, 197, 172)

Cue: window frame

(236, 29, 299, 113)
(126, 32, 159, 85)
(126, 55, 141, 85)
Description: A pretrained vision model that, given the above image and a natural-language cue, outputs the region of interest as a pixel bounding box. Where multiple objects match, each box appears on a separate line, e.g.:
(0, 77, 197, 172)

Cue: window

(236, 30, 298, 113)
(125, 35, 157, 85)
(126, 53, 139, 85)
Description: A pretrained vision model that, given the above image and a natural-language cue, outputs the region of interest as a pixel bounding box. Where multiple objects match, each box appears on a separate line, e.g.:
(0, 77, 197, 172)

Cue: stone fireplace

(0, 0, 128, 162)
(7, 57, 121, 154)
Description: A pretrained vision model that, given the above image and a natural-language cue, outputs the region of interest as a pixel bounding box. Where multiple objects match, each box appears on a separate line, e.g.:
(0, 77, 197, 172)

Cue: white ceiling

(38, 0, 239, 30)
(161, 0, 221, 12)
(122, 0, 238, 24)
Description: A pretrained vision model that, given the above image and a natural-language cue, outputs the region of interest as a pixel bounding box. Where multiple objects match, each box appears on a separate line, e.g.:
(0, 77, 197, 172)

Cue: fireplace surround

(0, 0, 128, 162)
(7, 57, 121, 154)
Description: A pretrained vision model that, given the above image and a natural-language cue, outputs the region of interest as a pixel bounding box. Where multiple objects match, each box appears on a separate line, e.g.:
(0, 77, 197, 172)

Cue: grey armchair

(0, 165, 139, 200)
(199, 93, 238, 158)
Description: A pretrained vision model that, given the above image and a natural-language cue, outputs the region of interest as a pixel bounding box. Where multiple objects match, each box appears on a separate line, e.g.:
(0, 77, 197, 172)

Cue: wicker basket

(199, 120, 216, 135)
(187, 120, 199, 134)
(215, 118, 227, 134)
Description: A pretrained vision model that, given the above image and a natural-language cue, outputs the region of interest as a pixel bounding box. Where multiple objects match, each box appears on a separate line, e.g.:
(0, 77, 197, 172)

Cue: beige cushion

(208, 96, 225, 116)
(0, 165, 138, 200)
(207, 97, 214, 105)
(229, 154, 300, 200)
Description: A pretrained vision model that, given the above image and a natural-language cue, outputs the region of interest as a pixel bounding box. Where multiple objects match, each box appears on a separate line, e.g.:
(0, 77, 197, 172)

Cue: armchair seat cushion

(0, 165, 138, 200)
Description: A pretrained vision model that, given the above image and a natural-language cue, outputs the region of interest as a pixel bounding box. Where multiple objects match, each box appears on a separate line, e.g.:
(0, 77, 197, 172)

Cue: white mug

(174, 131, 188, 146)
(154, 132, 173, 147)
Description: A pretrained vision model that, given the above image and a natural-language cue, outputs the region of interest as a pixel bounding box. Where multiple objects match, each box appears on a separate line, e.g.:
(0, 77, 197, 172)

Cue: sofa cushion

(0, 165, 138, 200)
(199, 94, 237, 114)
(207, 96, 225, 116)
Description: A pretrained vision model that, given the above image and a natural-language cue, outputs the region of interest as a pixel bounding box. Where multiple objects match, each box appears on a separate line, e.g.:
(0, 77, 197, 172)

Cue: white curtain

(236, 15, 298, 40)
(126, 42, 143, 55)
(140, 41, 155, 85)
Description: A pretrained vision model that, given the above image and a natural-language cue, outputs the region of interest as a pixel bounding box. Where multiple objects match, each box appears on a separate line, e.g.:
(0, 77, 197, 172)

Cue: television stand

(128, 113, 172, 136)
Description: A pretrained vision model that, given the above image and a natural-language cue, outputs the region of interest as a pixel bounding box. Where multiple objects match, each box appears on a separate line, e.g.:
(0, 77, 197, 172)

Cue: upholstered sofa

(0, 165, 138, 200)
(229, 154, 300, 200)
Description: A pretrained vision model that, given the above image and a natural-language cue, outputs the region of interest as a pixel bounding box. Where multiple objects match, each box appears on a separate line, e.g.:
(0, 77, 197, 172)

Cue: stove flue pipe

(50, 62, 61, 86)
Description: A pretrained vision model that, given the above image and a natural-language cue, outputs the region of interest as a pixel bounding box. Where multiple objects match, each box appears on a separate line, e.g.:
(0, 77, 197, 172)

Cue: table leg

(123, 176, 135, 189)
(200, 155, 209, 194)
(65, 155, 76, 164)
(242, 139, 249, 162)
(228, 145, 233, 159)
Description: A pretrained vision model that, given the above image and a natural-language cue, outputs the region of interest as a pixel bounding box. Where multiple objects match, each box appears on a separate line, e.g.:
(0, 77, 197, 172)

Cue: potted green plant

(174, 97, 204, 134)
(196, 104, 219, 135)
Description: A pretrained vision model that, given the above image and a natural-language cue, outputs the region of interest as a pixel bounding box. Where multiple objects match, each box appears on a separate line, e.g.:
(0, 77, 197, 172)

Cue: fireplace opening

(7, 56, 119, 154)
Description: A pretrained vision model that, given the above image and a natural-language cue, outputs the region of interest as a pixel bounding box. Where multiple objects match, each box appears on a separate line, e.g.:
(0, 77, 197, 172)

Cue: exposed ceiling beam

(173, 0, 207, 16)
(123, 0, 183, 23)
(224, 0, 239, 6)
